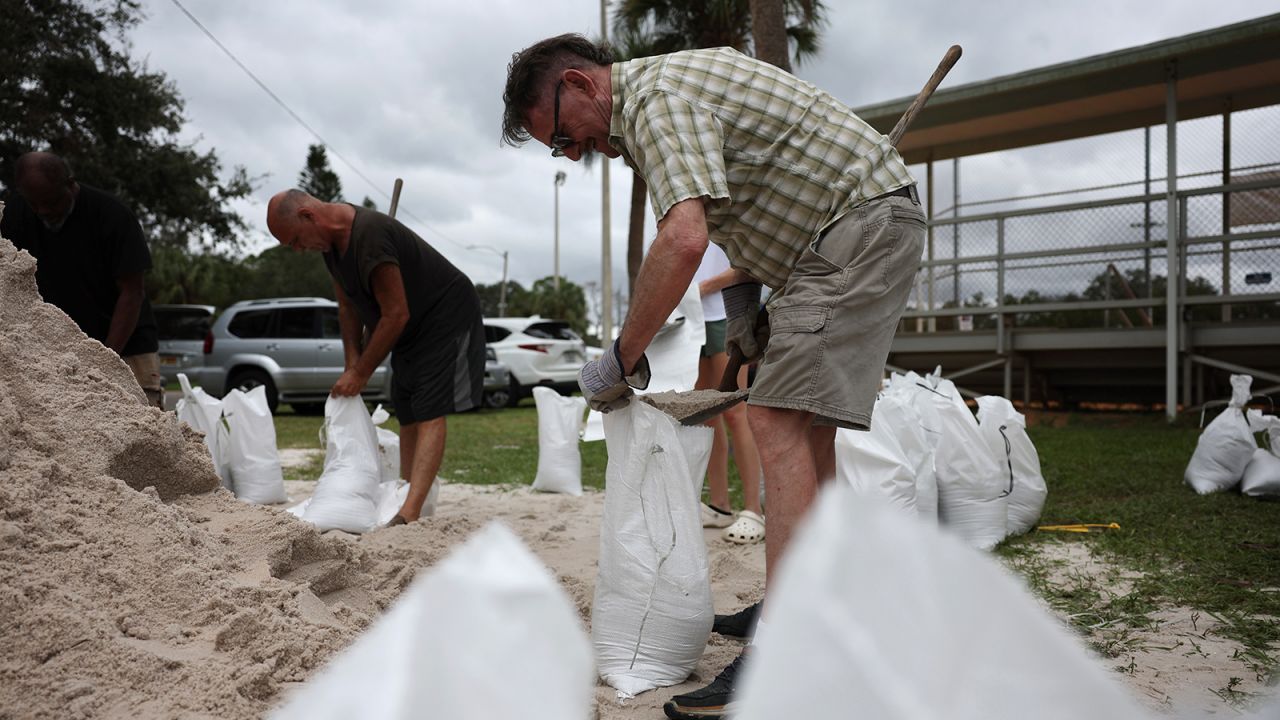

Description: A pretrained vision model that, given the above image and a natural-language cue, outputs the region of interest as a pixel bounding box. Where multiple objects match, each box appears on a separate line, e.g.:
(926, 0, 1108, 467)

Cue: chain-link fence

(900, 104, 1280, 332)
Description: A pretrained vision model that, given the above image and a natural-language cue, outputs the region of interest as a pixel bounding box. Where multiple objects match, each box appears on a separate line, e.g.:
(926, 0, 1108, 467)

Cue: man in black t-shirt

(0, 152, 163, 409)
(266, 189, 485, 526)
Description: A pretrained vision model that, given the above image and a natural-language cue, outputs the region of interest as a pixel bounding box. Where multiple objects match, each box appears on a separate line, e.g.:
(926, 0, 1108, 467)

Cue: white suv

(483, 316, 587, 405)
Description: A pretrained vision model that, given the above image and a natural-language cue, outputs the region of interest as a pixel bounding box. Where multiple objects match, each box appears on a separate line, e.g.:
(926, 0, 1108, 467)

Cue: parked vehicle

(482, 346, 514, 409)
(483, 316, 587, 406)
(155, 304, 216, 385)
(201, 298, 391, 413)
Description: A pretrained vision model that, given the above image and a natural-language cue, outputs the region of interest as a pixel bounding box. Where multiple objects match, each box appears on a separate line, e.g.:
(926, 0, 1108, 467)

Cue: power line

(167, 0, 469, 252)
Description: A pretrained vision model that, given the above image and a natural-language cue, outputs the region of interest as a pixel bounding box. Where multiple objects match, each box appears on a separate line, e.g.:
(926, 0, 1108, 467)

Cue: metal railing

(902, 176, 1280, 331)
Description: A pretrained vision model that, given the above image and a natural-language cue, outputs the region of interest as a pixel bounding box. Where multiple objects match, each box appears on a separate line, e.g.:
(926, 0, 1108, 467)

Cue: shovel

(641, 45, 963, 426)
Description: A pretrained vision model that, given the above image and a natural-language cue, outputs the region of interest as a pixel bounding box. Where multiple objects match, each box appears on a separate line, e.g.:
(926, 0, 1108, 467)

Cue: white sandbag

(734, 484, 1151, 720)
(1242, 414, 1280, 498)
(532, 387, 587, 495)
(977, 396, 1047, 536)
(271, 522, 595, 720)
(301, 396, 381, 533)
(174, 373, 231, 489)
(594, 401, 714, 697)
(834, 394, 919, 517)
(887, 372, 940, 524)
(1185, 374, 1257, 494)
(929, 376, 1008, 550)
(582, 408, 605, 442)
(288, 476, 440, 525)
(639, 284, 706, 395)
(370, 404, 401, 484)
(222, 386, 287, 504)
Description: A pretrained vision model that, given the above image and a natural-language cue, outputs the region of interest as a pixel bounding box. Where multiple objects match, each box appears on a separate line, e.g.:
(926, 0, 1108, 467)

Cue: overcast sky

(129, 0, 1278, 299)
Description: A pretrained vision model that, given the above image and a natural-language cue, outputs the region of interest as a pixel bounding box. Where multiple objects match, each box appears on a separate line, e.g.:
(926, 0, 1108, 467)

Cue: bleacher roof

(855, 14, 1280, 164)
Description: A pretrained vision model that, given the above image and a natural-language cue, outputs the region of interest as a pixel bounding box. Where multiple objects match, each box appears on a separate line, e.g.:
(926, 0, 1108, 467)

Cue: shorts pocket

(889, 204, 927, 228)
(769, 305, 829, 334)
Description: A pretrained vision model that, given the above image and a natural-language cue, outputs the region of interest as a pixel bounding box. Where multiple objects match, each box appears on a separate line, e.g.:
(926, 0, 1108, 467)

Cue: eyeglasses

(550, 80, 574, 158)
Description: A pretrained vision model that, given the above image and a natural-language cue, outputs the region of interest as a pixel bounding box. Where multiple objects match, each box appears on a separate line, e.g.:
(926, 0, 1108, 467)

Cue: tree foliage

(475, 276, 591, 338)
(0, 0, 253, 251)
(612, 0, 826, 66)
(298, 144, 343, 202)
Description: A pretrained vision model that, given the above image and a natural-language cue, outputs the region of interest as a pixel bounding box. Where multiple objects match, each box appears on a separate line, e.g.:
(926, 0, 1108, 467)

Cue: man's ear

(562, 67, 593, 94)
(298, 206, 316, 223)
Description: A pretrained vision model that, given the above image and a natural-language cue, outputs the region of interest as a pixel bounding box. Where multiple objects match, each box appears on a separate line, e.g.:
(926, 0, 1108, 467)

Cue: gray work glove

(722, 282, 767, 362)
(578, 340, 651, 413)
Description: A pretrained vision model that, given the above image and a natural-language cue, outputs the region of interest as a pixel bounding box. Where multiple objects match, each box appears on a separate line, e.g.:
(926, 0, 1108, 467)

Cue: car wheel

(291, 402, 325, 415)
(505, 377, 525, 408)
(227, 368, 279, 413)
(483, 385, 512, 410)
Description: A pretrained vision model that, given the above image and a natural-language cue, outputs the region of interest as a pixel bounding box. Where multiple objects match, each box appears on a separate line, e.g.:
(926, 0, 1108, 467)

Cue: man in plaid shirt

(503, 34, 926, 718)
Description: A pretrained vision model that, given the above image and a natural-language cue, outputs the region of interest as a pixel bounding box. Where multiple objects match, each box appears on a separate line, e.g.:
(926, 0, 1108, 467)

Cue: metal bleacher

(853, 15, 1280, 416)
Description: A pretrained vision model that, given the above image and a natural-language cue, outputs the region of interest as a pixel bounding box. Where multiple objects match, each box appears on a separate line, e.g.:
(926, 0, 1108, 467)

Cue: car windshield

(155, 308, 213, 340)
(524, 322, 580, 341)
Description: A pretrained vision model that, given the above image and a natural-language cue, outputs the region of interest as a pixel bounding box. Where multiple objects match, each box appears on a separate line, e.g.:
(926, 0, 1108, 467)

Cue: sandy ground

(277, 464, 1274, 719)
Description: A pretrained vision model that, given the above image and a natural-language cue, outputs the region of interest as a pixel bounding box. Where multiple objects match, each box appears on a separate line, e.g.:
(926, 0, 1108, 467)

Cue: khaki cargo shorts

(749, 194, 926, 430)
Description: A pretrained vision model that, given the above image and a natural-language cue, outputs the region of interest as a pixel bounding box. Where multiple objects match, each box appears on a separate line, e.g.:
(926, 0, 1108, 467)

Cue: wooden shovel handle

(888, 45, 962, 147)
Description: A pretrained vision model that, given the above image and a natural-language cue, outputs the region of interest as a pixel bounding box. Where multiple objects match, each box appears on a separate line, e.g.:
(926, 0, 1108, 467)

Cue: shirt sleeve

(358, 222, 401, 296)
(621, 89, 731, 222)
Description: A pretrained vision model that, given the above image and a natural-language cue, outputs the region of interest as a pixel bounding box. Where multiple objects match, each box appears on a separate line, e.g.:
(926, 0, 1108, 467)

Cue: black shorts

(390, 317, 485, 424)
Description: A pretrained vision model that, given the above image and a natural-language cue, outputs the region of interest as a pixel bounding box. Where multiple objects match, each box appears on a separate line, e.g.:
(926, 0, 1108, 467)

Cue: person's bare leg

(398, 416, 447, 521)
(810, 424, 838, 486)
(749, 404, 818, 587)
(697, 353, 731, 511)
(723, 364, 762, 515)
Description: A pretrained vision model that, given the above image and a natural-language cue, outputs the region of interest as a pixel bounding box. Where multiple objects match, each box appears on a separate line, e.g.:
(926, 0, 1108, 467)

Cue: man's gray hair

(271, 189, 313, 223)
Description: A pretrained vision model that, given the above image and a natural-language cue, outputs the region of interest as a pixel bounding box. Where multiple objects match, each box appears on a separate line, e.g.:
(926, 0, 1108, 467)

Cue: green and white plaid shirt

(609, 47, 914, 289)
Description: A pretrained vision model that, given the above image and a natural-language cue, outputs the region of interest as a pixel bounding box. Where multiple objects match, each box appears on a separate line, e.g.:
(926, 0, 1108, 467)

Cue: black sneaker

(663, 653, 746, 719)
(712, 600, 761, 638)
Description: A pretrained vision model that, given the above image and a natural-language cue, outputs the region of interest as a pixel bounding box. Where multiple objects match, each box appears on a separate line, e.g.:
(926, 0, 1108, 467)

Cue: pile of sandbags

(834, 368, 1046, 551)
(1185, 374, 1269, 496)
(174, 373, 286, 504)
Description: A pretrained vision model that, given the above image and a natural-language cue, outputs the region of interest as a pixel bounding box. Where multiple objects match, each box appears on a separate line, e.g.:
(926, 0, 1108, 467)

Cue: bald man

(1, 152, 162, 409)
(266, 189, 485, 526)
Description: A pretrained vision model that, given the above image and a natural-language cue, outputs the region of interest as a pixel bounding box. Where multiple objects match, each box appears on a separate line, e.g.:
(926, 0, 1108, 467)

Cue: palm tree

(611, 0, 828, 295)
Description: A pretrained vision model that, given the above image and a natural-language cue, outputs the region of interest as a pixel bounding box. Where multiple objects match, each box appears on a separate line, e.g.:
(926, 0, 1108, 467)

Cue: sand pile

(0, 236, 443, 718)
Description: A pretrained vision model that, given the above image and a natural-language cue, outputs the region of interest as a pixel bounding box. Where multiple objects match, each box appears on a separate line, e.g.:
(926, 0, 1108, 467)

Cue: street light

(554, 170, 566, 291)
(468, 244, 509, 317)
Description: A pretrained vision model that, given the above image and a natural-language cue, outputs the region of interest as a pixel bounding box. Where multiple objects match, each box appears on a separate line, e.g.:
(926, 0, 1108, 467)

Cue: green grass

(997, 413, 1280, 681)
(272, 404, 610, 489)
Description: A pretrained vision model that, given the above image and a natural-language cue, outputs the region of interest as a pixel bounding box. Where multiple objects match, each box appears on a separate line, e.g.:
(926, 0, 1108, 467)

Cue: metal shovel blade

(638, 389, 750, 426)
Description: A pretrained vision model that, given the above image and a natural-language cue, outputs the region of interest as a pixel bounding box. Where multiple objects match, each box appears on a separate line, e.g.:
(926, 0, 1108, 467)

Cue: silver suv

(200, 298, 392, 413)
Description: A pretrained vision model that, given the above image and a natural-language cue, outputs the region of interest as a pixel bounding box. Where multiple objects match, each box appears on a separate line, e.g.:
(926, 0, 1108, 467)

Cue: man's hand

(722, 282, 766, 361)
(331, 367, 371, 397)
(578, 341, 651, 413)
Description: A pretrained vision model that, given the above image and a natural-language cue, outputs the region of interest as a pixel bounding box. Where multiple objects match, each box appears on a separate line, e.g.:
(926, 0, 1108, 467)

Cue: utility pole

(599, 0, 614, 342)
